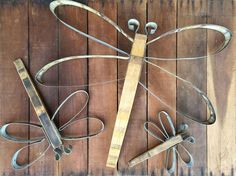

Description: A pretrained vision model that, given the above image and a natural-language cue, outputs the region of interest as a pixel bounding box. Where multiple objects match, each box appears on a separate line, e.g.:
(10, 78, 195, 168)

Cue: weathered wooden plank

(0, 1, 29, 175)
(147, 0, 177, 175)
(57, 2, 88, 175)
(207, 1, 236, 175)
(88, 1, 117, 175)
(107, 34, 147, 169)
(117, 0, 148, 175)
(29, 1, 58, 175)
(177, 0, 207, 175)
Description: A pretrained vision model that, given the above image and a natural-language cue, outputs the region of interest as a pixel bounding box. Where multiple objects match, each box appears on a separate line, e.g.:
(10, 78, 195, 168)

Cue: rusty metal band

(50, 0, 132, 56)
(128, 111, 195, 174)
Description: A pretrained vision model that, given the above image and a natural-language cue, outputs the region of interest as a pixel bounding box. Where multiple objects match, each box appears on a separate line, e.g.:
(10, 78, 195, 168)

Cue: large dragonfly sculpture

(0, 59, 104, 169)
(128, 111, 195, 175)
(34, 0, 232, 168)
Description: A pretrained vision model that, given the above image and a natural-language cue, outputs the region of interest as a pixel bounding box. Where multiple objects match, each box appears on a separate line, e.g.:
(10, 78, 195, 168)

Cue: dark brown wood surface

(0, 0, 235, 176)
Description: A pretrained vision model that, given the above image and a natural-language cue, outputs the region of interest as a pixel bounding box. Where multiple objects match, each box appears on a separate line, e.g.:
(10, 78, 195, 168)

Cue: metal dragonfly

(34, 0, 232, 168)
(128, 111, 195, 175)
(0, 59, 104, 170)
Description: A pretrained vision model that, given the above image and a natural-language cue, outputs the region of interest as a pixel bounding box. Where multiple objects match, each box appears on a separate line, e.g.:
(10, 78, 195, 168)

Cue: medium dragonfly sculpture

(0, 59, 104, 169)
(128, 111, 195, 175)
(34, 0, 232, 169)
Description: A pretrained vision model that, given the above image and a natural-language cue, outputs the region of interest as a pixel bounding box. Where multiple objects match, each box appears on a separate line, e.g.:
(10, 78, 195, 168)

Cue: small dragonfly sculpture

(0, 59, 104, 170)
(128, 111, 195, 175)
(34, 0, 232, 168)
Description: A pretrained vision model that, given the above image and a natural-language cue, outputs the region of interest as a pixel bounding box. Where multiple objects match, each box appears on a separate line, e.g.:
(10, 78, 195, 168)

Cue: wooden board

(148, 0, 177, 175)
(177, 1, 207, 175)
(29, 1, 58, 175)
(57, 2, 88, 175)
(0, 1, 29, 175)
(207, 1, 236, 175)
(88, 1, 117, 175)
(0, 0, 235, 175)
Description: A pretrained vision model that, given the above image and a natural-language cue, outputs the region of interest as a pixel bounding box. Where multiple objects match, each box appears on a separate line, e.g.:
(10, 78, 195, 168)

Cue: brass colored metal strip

(13, 59, 63, 150)
(128, 134, 183, 167)
(106, 34, 147, 168)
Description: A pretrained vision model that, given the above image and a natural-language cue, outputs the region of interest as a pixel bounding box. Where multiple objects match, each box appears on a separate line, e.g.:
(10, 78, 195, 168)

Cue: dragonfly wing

(158, 111, 176, 138)
(35, 55, 128, 87)
(141, 60, 216, 125)
(12, 139, 50, 170)
(61, 117, 104, 141)
(165, 147, 177, 175)
(176, 143, 194, 168)
(144, 121, 167, 142)
(51, 89, 104, 140)
(0, 122, 44, 143)
(50, 0, 132, 56)
(146, 24, 232, 60)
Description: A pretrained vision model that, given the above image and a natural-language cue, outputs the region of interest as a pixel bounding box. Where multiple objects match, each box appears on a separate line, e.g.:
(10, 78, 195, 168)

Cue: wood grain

(147, 0, 177, 175)
(0, 1, 235, 175)
(117, 0, 148, 175)
(0, 1, 29, 175)
(207, 1, 236, 175)
(177, 0, 207, 175)
(57, 2, 88, 176)
(29, 1, 58, 175)
(88, 1, 117, 175)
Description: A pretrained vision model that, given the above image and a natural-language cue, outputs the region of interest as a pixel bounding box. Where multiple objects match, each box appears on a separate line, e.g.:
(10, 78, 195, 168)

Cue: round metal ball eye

(145, 22, 158, 35)
(64, 145, 73, 155)
(128, 19, 140, 33)
(54, 148, 63, 160)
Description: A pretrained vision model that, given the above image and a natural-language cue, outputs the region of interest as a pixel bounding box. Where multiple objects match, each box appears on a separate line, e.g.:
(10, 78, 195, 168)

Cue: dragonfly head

(128, 19, 158, 35)
(177, 123, 195, 144)
(54, 144, 72, 161)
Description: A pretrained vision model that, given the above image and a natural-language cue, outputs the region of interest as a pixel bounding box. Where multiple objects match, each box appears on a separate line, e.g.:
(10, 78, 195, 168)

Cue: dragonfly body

(14, 59, 70, 159)
(107, 33, 147, 168)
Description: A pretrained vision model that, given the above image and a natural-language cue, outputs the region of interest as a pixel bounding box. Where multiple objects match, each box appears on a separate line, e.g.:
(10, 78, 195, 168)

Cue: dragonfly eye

(54, 147, 63, 160)
(128, 19, 140, 33)
(145, 22, 158, 35)
(63, 145, 73, 155)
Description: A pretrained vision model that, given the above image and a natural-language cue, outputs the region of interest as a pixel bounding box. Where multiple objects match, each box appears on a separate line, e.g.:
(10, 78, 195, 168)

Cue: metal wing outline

(50, 0, 133, 56)
(146, 24, 232, 61)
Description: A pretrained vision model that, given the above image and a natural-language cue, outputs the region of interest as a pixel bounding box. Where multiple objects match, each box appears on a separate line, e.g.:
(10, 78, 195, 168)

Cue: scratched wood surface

(0, 0, 235, 176)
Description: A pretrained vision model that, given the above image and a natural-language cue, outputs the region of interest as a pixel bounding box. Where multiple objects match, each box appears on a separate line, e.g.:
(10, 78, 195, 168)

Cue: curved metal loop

(51, 90, 89, 131)
(0, 122, 44, 143)
(35, 55, 128, 87)
(50, 0, 132, 56)
(142, 60, 216, 125)
(165, 147, 177, 175)
(128, 19, 140, 33)
(176, 144, 194, 168)
(145, 22, 158, 35)
(11, 140, 50, 170)
(146, 24, 232, 60)
(61, 117, 105, 141)
(144, 121, 166, 142)
(158, 111, 176, 138)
